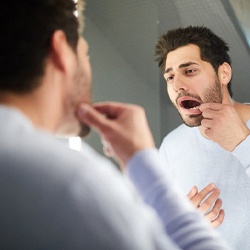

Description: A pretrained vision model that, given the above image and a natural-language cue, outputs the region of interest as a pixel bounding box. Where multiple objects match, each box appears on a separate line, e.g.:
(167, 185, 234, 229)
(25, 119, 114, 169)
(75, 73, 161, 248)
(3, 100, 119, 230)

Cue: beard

(77, 121, 91, 138)
(175, 76, 223, 127)
(57, 58, 92, 138)
(74, 62, 92, 138)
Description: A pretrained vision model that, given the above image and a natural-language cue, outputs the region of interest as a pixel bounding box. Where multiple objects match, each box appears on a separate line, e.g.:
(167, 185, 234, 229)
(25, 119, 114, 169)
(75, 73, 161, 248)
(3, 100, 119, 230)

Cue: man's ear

(218, 62, 232, 86)
(50, 30, 75, 73)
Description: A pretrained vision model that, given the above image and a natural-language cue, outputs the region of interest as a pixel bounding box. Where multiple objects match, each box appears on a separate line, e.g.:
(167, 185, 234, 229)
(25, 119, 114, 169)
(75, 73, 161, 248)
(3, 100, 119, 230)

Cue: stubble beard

(75, 64, 92, 138)
(78, 122, 91, 138)
(66, 59, 92, 138)
(175, 77, 223, 127)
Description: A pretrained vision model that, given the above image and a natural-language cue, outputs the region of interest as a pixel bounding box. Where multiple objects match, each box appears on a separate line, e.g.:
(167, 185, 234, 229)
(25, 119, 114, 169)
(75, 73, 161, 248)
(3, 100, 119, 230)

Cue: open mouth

(181, 100, 201, 109)
(178, 97, 201, 110)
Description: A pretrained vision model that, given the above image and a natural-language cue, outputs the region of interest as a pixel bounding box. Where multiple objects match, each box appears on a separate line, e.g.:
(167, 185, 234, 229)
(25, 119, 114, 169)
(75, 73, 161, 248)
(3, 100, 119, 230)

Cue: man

(0, 1, 230, 249)
(155, 25, 250, 249)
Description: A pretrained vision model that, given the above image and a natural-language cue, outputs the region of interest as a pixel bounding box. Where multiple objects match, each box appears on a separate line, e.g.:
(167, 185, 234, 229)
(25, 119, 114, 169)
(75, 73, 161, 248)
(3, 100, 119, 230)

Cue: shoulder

(0, 125, 141, 249)
(0, 110, 122, 207)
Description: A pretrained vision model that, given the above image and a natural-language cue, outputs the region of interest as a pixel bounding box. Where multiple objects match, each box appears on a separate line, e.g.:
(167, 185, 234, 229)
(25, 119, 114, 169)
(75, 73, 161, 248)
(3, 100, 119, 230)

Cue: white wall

(83, 18, 161, 153)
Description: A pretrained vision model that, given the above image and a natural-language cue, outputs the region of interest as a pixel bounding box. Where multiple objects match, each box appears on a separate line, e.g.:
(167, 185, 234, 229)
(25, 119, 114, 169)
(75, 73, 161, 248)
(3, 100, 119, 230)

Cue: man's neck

(234, 101, 250, 123)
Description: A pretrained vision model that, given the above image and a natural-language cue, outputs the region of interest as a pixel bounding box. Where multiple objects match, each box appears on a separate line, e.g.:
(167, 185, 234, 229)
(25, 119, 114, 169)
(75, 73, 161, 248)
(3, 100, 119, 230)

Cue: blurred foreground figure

(0, 1, 230, 249)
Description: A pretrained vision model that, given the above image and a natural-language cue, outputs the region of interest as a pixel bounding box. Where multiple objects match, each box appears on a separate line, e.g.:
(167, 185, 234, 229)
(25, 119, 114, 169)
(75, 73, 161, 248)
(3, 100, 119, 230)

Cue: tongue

(183, 100, 200, 109)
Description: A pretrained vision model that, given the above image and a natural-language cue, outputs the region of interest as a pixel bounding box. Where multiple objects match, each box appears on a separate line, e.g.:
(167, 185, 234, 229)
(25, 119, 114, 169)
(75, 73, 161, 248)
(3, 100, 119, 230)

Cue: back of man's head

(0, 0, 82, 94)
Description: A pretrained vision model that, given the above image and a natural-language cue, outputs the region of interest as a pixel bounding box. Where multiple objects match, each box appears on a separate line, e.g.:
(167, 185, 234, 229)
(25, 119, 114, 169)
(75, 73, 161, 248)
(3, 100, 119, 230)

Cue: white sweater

(160, 120, 250, 249)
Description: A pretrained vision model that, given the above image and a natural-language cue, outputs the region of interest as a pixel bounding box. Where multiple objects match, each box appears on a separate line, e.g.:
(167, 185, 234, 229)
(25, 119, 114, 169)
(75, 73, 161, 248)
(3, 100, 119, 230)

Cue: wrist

(232, 128, 250, 151)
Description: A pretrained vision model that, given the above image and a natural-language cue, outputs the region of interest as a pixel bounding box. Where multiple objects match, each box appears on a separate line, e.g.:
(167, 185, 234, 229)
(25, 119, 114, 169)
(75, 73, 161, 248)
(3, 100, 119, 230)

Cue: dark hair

(155, 26, 233, 96)
(0, 0, 83, 93)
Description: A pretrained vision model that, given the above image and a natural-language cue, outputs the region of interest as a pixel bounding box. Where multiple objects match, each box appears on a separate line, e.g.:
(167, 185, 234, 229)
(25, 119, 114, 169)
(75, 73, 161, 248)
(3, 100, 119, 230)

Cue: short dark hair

(0, 0, 84, 93)
(155, 26, 233, 96)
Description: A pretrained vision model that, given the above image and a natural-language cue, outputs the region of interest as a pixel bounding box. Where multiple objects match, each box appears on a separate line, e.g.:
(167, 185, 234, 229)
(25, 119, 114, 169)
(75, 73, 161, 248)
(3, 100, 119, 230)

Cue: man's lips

(177, 96, 202, 114)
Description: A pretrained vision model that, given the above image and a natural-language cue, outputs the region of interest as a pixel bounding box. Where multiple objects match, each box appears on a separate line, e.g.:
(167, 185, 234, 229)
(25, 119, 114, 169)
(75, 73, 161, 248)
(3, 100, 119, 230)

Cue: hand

(77, 102, 155, 169)
(187, 184, 224, 228)
(199, 103, 250, 151)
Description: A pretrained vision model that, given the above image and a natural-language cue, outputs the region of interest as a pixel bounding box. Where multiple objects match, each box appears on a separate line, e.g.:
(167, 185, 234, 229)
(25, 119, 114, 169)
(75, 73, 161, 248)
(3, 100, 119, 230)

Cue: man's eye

(166, 76, 174, 83)
(186, 69, 196, 74)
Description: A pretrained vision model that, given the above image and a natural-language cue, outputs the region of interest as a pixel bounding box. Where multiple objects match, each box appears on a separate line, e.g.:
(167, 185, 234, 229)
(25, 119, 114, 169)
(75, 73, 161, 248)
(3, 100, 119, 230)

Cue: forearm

(127, 149, 230, 250)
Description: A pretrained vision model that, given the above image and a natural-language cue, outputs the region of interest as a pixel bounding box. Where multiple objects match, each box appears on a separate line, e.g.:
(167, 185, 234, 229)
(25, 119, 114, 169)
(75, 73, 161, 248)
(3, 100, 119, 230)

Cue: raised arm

(77, 102, 230, 249)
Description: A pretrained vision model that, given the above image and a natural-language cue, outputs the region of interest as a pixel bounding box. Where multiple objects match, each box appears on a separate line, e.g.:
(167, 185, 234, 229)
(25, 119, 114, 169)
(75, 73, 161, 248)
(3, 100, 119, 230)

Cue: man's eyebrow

(164, 62, 198, 74)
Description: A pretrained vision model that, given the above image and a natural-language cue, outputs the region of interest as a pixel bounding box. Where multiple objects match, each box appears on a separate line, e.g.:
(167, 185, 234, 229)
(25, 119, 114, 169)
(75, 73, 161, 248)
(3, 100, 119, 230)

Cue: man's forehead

(165, 44, 201, 70)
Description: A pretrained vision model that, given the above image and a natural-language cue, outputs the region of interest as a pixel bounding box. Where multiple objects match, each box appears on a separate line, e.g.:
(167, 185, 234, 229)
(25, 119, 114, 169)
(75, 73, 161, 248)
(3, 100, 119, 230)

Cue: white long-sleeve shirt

(0, 106, 230, 249)
(160, 121, 250, 249)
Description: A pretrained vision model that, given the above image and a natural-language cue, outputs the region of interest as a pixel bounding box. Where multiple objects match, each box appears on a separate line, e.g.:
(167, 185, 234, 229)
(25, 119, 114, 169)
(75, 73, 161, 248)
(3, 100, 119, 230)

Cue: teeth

(190, 106, 199, 109)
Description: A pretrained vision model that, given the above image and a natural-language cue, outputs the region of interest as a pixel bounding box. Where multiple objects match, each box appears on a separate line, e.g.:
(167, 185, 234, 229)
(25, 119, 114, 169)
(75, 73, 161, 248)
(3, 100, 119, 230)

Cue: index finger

(93, 102, 141, 119)
(77, 104, 111, 132)
(92, 102, 128, 119)
(200, 103, 222, 111)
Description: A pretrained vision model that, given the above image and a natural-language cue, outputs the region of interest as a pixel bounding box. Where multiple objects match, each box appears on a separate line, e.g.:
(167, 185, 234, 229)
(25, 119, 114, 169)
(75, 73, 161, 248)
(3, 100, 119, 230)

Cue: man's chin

(181, 114, 202, 127)
(78, 123, 91, 138)
(183, 122, 201, 128)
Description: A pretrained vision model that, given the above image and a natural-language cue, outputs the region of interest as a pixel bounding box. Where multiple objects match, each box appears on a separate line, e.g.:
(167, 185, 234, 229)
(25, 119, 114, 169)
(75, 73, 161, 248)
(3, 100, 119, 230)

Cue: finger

(200, 118, 213, 128)
(201, 109, 216, 120)
(93, 102, 124, 119)
(205, 197, 222, 221)
(77, 104, 111, 132)
(200, 125, 212, 139)
(101, 137, 115, 157)
(187, 186, 198, 200)
(199, 103, 221, 112)
(92, 102, 139, 120)
(211, 209, 225, 228)
(199, 188, 221, 213)
(191, 183, 216, 206)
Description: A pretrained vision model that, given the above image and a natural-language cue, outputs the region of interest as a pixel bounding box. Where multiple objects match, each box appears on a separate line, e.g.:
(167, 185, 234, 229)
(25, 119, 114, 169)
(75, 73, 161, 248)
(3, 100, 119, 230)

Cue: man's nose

(172, 74, 189, 92)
